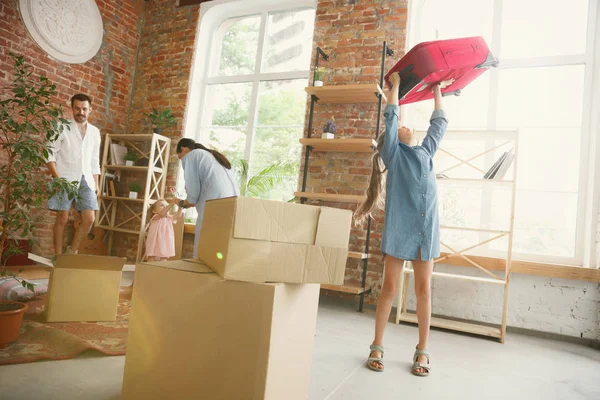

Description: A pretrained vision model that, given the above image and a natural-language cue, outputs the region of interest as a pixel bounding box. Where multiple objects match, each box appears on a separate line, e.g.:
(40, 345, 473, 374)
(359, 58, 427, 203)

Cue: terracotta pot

(0, 300, 28, 349)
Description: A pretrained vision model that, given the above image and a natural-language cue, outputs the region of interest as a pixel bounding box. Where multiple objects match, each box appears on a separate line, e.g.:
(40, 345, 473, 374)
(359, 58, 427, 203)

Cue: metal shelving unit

(298, 42, 394, 311)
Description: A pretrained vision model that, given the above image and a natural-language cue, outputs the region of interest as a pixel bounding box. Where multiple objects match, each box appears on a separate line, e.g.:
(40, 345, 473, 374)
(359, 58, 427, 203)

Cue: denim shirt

(380, 104, 448, 261)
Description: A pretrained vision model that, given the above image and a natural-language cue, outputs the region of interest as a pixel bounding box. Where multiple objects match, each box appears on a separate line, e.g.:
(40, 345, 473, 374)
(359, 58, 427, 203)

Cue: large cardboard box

(197, 197, 351, 284)
(121, 259, 320, 400)
(45, 254, 126, 322)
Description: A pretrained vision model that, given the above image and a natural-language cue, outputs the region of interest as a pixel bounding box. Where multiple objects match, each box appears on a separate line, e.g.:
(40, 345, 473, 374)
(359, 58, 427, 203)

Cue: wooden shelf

(99, 196, 145, 203)
(300, 138, 376, 153)
(104, 165, 149, 172)
(440, 225, 510, 235)
(397, 312, 502, 339)
(294, 192, 365, 203)
(305, 84, 386, 104)
(404, 269, 506, 285)
(437, 177, 514, 187)
(320, 283, 370, 295)
(97, 225, 141, 235)
(108, 134, 155, 141)
(348, 251, 370, 259)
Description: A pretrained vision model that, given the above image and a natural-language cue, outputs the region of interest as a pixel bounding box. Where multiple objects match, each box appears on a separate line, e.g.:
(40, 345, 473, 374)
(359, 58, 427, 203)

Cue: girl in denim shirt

(355, 72, 453, 376)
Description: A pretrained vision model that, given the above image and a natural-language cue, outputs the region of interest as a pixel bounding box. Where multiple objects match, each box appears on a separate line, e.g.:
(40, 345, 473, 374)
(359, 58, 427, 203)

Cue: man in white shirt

(46, 94, 101, 257)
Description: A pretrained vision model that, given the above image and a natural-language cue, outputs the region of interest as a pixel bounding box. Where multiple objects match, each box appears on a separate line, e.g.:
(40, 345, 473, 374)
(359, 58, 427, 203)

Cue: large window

(406, 0, 598, 265)
(191, 7, 315, 206)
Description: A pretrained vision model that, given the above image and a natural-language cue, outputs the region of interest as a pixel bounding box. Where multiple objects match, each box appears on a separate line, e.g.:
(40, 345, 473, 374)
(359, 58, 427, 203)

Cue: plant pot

(321, 132, 335, 139)
(314, 80, 323, 87)
(125, 160, 135, 166)
(129, 191, 138, 199)
(0, 300, 28, 349)
(153, 127, 162, 134)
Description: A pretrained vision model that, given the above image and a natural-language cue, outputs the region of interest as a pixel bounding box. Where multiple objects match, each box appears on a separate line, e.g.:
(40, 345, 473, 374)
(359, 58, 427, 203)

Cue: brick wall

(110, 0, 200, 260)
(0, 0, 144, 256)
(303, 0, 408, 303)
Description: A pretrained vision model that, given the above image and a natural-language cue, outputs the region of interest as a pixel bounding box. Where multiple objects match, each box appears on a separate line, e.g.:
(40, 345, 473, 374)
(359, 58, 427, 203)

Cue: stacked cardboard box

(122, 197, 352, 400)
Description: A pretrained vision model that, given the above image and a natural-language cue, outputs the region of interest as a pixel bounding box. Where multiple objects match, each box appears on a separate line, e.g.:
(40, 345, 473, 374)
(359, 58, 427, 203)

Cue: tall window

(194, 8, 315, 205)
(406, 0, 597, 265)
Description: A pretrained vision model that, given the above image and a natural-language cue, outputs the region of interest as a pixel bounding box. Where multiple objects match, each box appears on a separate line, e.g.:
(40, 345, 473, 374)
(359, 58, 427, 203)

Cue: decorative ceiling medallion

(18, 0, 104, 64)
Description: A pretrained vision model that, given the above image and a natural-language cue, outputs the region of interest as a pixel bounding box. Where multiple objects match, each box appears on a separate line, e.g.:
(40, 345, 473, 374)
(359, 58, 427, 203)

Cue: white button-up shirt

(46, 120, 101, 191)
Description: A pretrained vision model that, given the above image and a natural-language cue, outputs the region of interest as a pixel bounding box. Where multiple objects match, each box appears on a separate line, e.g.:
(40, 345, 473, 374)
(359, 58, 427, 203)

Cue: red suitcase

(384, 36, 498, 105)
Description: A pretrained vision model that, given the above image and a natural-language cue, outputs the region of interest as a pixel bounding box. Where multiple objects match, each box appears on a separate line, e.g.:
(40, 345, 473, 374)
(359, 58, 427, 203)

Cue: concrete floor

(1, 296, 599, 400)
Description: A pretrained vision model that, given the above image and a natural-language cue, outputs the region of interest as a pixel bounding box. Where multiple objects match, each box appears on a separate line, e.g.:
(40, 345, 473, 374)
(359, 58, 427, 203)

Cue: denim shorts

(48, 176, 99, 212)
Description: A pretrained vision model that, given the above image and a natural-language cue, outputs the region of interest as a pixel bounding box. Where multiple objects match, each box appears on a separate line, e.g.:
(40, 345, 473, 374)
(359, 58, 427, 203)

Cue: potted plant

(129, 182, 142, 199)
(143, 108, 177, 134)
(0, 53, 80, 348)
(322, 119, 336, 139)
(125, 150, 137, 167)
(314, 67, 325, 87)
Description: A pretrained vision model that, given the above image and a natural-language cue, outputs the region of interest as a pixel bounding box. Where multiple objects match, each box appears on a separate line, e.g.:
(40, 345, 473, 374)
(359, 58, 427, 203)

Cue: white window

(181, 2, 316, 223)
(405, 0, 599, 266)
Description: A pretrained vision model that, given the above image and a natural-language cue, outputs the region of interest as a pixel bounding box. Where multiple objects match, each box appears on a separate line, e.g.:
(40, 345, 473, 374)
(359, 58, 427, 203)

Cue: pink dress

(145, 214, 177, 258)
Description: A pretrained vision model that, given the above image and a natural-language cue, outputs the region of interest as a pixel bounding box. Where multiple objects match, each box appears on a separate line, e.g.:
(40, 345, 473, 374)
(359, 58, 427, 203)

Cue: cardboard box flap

(232, 197, 320, 245)
(314, 207, 352, 249)
(54, 254, 126, 271)
(143, 259, 213, 274)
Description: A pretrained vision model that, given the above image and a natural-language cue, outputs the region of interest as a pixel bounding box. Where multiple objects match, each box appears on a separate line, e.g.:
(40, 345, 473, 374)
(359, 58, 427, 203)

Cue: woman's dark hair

(176, 138, 232, 169)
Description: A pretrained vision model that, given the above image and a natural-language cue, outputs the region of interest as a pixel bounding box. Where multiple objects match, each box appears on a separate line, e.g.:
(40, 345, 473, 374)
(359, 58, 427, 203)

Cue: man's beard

(75, 115, 86, 122)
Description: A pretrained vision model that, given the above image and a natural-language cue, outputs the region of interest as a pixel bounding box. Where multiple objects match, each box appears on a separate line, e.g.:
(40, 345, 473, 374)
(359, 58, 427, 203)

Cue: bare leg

(69, 210, 95, 252)
(53, 211, 69, 255)
(369, 255, 404, 370)
(412, 257, 434, 373)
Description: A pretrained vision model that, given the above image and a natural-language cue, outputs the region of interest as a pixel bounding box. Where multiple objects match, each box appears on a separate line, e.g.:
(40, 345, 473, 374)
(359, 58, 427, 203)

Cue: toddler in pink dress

(145, 197, 183, 261)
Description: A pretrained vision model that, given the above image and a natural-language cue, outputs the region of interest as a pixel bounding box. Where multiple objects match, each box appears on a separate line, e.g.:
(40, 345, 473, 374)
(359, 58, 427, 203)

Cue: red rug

(0, 288, 131, 365)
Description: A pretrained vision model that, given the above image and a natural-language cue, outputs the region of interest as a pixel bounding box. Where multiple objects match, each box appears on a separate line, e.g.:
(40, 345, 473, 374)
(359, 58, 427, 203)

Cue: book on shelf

(110, 143, 127, 165)
(484, 148, 514, 180)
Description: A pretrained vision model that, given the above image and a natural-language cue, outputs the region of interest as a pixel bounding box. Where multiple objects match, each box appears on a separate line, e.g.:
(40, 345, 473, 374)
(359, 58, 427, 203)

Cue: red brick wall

(111, 0, 200, 259)
(0, 0, 145, 256)
(303, 0, 408, 304)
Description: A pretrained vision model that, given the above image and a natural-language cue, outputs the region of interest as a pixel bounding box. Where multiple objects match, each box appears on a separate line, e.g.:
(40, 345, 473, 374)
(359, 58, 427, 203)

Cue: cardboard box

(197, 197, 351, 284)
(121, 259, 320, 400)
(44, 254, 126, 322)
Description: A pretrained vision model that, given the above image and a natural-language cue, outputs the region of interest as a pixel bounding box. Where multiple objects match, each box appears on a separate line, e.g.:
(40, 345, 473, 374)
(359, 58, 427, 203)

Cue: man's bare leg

(53, 211, 70, 255)
(69, 210, 95, 252)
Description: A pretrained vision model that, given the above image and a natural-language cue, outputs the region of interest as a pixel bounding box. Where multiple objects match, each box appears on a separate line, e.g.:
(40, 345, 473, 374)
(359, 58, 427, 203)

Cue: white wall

(404, 264, 600, 342)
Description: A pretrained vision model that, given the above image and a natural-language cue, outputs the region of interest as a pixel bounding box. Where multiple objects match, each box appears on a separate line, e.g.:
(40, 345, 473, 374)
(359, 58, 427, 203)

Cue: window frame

(181, 0, 317, 221)
(406, 0, 600, 267)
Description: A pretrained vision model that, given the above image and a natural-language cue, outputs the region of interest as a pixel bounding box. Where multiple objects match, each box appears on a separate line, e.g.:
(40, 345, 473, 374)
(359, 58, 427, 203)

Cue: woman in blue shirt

(176, 139, 239, 257)
(355, 72, 453, 376)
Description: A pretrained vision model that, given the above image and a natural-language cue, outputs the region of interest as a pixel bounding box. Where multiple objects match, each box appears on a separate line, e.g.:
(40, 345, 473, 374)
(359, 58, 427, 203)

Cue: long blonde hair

(354, 132, 387, 226)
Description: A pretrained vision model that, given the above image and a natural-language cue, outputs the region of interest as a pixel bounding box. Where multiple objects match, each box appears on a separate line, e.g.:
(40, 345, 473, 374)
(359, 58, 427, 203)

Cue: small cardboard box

(197, 197, 351, 284)
(121, 259, 320, 400)
(45, 254, 126, 322)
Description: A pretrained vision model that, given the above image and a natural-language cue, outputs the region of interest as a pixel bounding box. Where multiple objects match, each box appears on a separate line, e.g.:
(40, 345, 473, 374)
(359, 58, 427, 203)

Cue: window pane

(413, 0, 494, 46)
(216, 16, 260, 76)
(204, 127, 246, 165)
(406, 72, 489, 129)
(497, 65, 585, 127)
(501, 0, 589, 58)
(203, 82, 252, 127)
(262, 9, 316, 73)
(201, 82, 252, 161)
(248, 79, 308, 201)
(512, 191, 577, 257)
(515, 128, 581, 193)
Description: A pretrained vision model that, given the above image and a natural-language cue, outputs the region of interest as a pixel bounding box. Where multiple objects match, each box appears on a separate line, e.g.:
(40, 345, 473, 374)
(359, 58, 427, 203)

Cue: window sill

(439, 253, 600, 283)
(181, 224, 600, 283)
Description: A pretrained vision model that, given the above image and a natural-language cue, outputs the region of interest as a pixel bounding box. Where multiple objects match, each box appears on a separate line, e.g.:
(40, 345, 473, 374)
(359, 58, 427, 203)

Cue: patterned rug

(0, 287, 131, 365)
